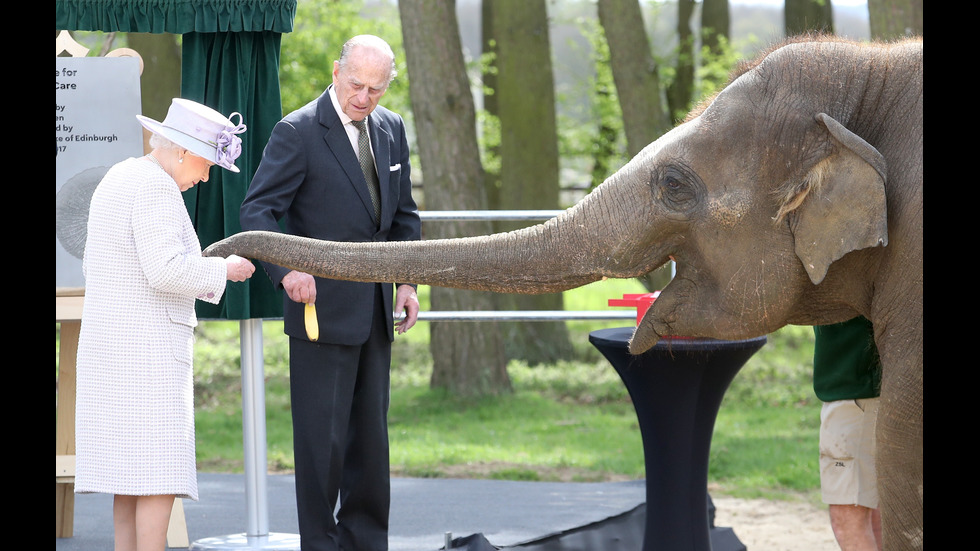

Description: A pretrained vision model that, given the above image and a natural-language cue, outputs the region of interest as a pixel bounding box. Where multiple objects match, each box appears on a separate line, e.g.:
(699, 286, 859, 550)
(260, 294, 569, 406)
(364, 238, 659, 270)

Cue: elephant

(205, 36, 922, 549)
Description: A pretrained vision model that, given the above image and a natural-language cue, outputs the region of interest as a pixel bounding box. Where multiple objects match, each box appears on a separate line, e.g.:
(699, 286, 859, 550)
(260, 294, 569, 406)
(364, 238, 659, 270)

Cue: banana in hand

(305, 302, 319, 341)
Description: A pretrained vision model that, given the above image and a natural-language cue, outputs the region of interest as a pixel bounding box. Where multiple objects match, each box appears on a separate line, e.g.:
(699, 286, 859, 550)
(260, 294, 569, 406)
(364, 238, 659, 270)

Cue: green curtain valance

(56, 0, 296, 34)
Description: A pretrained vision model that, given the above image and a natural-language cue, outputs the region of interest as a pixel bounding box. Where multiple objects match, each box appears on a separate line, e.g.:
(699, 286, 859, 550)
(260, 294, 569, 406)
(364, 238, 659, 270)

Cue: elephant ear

(779, 113, 889, 285)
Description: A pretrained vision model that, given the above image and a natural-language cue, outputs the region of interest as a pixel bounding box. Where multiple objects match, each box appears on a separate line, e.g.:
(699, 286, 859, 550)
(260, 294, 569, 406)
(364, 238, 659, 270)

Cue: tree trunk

(127, 33, 181, 121)
(666, 0, 696, 121)
(785, 0, 834, 36)
(701, 0, 731, 59)
(597, 0, 674, 292)
(399, 0, 511, 395)
(597, 0, 671, 158)
(868, 0, 922, 39)
(126, 33, 181, 151)
(489, 0, 573, 365)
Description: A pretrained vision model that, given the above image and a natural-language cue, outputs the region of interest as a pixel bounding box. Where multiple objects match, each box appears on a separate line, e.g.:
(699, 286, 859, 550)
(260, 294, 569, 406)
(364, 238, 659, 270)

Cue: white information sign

(56, 56, 143, 288)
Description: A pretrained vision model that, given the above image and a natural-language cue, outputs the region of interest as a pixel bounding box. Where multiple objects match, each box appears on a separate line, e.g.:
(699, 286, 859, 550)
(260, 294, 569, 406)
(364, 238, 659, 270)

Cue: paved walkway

(56, 474, 648, 550)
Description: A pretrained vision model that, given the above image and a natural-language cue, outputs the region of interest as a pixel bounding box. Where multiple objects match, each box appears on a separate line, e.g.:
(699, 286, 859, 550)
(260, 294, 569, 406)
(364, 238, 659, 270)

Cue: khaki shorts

(819, 398, 879, 508)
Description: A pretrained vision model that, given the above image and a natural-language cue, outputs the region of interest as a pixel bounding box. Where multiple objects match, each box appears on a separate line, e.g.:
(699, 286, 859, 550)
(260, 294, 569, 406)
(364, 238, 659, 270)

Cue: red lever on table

(607, 292, 660, 326)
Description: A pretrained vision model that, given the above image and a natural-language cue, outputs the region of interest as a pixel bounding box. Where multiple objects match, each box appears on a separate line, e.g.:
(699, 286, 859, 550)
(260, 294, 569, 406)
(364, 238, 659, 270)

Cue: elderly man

(240, 35, 421, 550)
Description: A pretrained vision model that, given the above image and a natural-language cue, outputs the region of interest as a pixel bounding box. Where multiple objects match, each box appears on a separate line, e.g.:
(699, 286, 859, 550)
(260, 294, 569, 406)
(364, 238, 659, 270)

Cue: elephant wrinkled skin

(207, 36, 923, 549)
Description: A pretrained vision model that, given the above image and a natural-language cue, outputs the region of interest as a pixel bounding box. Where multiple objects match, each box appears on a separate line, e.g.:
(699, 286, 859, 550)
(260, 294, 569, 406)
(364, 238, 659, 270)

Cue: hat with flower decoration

(137, 98, 246, 173)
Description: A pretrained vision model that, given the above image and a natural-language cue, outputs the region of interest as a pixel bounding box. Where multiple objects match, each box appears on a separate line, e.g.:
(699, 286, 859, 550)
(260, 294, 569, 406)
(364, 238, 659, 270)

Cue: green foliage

(723, 325, 817, 409)
(278, 0, 411, 121)
(585, 18, 629, 190)
(474, 43, 502, 184)
(476, 110, 501, 180)
(694, 34, 743, 107)
(555, 16, 629, 191)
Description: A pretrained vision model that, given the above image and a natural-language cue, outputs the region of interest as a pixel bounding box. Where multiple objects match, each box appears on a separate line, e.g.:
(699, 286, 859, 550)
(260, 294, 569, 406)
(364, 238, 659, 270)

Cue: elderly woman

(74, 98, 255, 551)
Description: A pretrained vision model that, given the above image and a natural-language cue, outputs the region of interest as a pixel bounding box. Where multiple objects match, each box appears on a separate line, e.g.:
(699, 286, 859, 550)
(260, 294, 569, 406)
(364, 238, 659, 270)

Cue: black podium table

(589, 327, 767, 551)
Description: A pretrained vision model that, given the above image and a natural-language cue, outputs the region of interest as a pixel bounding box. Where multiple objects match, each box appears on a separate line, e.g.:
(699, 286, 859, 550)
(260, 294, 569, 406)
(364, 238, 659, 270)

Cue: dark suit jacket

(240, 87, 421, 345)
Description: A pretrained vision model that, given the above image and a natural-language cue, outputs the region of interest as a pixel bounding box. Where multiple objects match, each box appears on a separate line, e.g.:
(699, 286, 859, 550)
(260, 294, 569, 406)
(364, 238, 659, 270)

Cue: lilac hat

(136, 98, 246, 173)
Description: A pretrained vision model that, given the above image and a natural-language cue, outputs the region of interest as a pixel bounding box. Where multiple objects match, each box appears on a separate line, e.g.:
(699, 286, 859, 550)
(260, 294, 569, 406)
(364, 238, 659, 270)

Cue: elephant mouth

(628, 273, 692, 354)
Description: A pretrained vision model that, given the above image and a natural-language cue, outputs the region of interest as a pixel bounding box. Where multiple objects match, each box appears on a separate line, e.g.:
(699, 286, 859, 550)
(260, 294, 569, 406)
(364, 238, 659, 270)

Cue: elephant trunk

(204, 176, 663, 294)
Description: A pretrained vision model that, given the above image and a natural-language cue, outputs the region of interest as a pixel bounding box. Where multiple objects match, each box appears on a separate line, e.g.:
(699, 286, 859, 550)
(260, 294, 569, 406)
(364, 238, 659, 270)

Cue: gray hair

(337, 35, 397, 87)
(148, 132, 179, 150)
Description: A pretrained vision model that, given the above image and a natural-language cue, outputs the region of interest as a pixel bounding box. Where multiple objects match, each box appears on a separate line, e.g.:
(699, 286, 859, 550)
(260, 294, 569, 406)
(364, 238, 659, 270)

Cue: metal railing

(404, 310, 636, 322)
(407, 210, 639, 323)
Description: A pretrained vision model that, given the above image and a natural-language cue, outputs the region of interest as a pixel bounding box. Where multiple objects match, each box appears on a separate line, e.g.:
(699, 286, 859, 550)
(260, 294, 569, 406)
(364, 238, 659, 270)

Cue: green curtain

(57, 0, 295, 320)
(181, 31, 285, 320)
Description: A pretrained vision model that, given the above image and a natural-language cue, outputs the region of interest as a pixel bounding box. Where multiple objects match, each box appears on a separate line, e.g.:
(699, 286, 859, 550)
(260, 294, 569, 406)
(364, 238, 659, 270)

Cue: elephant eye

(658, 168, 699, 211)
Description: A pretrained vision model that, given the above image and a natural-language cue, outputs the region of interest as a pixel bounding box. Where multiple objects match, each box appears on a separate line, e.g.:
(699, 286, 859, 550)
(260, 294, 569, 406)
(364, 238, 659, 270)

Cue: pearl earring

(179, 157, 183, 164)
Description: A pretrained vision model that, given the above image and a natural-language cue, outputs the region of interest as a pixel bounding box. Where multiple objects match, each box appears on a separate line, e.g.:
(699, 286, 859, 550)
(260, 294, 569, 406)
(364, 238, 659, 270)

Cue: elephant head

(206, 36, 922, 549)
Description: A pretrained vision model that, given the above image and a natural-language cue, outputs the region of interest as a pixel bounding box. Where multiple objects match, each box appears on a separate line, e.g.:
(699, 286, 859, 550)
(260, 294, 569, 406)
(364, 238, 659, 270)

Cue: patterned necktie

(352, 119, 381, 224)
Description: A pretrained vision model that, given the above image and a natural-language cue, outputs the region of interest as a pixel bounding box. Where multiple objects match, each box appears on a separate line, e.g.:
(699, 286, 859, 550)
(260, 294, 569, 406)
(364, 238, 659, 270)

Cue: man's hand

(393, 284, 420, 334)
(282, 270, 316, 304)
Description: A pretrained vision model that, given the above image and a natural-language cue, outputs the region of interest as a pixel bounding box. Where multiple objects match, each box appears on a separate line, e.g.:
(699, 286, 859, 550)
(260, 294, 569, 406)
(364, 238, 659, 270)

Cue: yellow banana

(305, 302, 319, 341)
